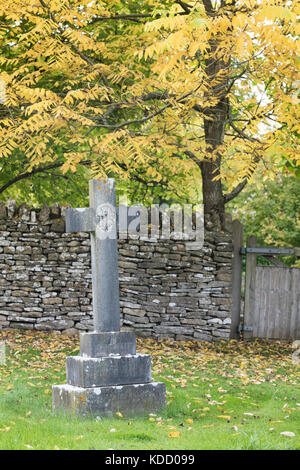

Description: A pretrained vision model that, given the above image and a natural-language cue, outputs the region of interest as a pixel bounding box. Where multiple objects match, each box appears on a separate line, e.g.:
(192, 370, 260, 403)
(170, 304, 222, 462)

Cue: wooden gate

(252, 266, 300, 339)
(231, 220, 300, 340)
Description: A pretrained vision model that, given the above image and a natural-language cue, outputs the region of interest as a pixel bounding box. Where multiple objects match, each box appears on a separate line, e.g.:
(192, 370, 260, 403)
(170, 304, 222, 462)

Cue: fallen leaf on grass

(0, 426, 10, 432)
(168, 431, 180, 438)
(280, 432, 295, 437)
(75, 436, 84, 441)
(116, 412, 123, 418)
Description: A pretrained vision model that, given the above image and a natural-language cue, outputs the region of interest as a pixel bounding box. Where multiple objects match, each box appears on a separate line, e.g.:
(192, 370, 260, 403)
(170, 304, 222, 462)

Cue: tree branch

(224, 153, 261, 203)
(223, 179, 248, 203)
(89, 1, 191, 25)
(176, 1, 192, 14)
(95, 83, 204, 130)
(228, 117, 263, 144)
(0, 162, 64, 194)
(202, 0, 214, 16)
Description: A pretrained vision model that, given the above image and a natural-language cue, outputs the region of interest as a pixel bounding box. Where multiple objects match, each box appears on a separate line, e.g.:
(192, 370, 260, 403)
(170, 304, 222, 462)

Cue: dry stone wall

(0, 200, 233, 341)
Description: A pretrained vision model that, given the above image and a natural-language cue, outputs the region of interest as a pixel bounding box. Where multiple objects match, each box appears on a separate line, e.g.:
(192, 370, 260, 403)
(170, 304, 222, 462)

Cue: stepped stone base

(66, 354, 152, 388)
(52, 382, 166, 417)
(52, 330, 166, 417)
(80, 331, 136, 357)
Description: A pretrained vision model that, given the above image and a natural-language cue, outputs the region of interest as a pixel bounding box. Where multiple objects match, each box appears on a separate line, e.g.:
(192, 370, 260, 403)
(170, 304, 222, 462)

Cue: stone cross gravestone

(52, 179, 166, 416)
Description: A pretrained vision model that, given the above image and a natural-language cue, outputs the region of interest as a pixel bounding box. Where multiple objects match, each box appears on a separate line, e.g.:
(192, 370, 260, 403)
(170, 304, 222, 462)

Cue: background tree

(228, 170, 300, 265)
(0, 0, 298, 224)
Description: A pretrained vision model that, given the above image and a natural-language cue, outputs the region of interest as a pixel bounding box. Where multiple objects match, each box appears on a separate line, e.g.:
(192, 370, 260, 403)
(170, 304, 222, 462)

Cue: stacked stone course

(0, 200, 233, 341)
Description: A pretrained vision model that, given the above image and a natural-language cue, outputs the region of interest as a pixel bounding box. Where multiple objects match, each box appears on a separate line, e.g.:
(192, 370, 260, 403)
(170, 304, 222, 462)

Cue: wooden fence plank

(271, 268, 279, 339)
(263, 267, 270, 338)
(230, 219, 243, 339)
(244, 236, 257, 340)
(290, 269, 300, 339)
(273, 268, 281, 339)
(253, 267, 260, 337)
(254, 267, 263, 337)
(283, 269, 291, 339)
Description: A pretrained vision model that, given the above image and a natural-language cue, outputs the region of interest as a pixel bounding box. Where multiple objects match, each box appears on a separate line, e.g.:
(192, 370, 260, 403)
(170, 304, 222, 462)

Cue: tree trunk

(201, 158, 225, 228)
(201, 24, 229, 228)
(201, 96, 228, 229)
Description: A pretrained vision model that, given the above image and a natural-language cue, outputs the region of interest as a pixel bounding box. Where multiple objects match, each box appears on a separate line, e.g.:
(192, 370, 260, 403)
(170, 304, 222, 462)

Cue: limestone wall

(0, 200, 233, 341)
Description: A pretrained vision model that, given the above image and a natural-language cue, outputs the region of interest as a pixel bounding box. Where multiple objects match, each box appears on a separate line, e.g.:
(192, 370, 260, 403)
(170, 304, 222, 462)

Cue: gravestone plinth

(53, 329, 166, 417)
(80, 331, 136, 357)
(52, 179, 166, 417)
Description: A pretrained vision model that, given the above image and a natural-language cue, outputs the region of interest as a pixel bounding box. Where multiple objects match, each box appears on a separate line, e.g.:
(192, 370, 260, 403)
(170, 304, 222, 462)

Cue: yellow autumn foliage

(0, 0, 298, 202)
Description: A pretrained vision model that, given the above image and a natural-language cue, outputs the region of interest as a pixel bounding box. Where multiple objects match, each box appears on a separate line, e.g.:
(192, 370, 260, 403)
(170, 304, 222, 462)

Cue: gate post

(244, 236, 257, 340)
(230, 220, 243, 339)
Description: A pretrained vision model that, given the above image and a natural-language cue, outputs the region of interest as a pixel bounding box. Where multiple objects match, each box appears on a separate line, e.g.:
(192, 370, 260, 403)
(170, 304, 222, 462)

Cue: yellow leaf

(7, 384, 14, 390)
(116, 411, 123, 418)
(77, 394, 86, 403)
(27, 382, 36, 387)
(168, 431, 180, 438)
(75, 435, 84, 441)
(217, 415, 231, 420)
(44, 389, 51, 394)
(0, 426, 10, 432)
(186, 418, 193, 424)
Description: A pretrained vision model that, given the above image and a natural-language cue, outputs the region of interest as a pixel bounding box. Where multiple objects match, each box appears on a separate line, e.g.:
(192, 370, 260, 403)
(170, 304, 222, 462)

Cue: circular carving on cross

(96, 203, 116, 234)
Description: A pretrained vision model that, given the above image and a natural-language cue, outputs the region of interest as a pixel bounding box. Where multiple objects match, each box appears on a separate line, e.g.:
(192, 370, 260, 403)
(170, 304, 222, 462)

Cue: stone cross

(53, 177, 166, 417)
(65, 179, 120, 332)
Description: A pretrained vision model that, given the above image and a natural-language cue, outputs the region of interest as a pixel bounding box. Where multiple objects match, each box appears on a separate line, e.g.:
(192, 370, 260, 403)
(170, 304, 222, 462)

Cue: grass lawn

(0, 329, 299, 450)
